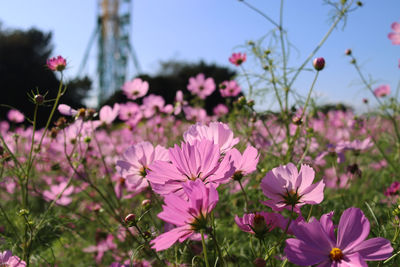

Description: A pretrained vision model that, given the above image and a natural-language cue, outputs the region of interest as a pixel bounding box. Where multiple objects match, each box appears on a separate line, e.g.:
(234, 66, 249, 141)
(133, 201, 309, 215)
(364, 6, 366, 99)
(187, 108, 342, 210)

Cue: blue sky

(0, 0, 399, 110)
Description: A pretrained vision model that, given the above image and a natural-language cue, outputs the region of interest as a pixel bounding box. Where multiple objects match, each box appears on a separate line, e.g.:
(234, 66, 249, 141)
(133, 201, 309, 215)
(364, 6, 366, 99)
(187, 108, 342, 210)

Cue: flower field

(1, 1, 400, 266)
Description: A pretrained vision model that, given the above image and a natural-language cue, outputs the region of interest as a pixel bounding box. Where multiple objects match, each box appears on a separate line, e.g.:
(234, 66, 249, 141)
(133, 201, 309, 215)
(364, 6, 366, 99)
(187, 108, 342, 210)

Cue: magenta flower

(285, 207, 393, 266)
(229, 52, 246, 66)
(226, 146, 259, 180)
(187, 73, 216, 99)
(150, 179, 219, 251)
(260, 163, 325, 213)
(7, 109, 24, 123)
(122, 78, 149, 100)
(219, 80, 241, 97)
(147, 139, 234, 197)
(235, 212, 287, 239)
(374, 85, 391, 97)
(0, 251, 26, 266)
(116, 142, 168, 190)
(47, 55, 67, 72)
(183, 122, 239, 154)
(388, 21, 400, 45)
(99, 103, 120, 125)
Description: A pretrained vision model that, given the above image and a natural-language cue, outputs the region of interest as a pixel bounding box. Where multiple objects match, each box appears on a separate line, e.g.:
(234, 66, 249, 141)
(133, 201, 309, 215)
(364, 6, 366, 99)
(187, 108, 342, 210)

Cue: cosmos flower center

(329, 247, 343, 261)
(282, 189, 301, 206)
(139, 166, 148, 177)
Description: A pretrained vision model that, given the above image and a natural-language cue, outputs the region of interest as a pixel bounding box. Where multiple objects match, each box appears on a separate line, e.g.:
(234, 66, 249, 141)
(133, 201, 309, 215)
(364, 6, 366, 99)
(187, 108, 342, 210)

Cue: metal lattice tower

(79, 0, 141, 105)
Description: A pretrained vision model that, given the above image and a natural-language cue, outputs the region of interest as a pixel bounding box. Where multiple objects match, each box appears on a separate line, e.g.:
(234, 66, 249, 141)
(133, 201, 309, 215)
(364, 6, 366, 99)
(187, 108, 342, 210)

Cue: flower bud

(34, 94, 45, 105)
(253, 258, 267, 267)
(141, 199, 151, 208)
(345, 49, 352, 56)
(313, 57, 325, 71)
(124, 213, 136, 225)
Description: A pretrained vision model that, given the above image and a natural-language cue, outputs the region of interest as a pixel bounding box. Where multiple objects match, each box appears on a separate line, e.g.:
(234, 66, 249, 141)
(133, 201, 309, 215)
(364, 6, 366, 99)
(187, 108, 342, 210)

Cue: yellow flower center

(329, 247, 343, 261)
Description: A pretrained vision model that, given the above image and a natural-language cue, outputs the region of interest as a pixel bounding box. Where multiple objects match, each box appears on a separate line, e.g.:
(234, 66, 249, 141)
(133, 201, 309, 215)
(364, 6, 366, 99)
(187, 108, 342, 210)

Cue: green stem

(238, 179, 250, 211)
(201, 230, 210, 267)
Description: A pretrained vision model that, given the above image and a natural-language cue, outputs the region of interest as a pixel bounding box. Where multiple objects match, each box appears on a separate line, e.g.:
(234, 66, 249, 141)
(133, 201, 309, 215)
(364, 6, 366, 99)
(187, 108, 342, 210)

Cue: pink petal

(356, 237, 393, 261)
(337, 208, 370, 254)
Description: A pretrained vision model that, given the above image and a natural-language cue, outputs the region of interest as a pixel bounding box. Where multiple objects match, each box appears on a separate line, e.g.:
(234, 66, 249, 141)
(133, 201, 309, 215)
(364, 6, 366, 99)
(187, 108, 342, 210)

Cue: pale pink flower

(122, 78, 149, 100)
(183, 106, 208, 122)
(374, 85, 390, 97)
(141, 94, 165, 118)
(187, 73, 216, 99)
(147, 139, 234, 197)
(213, 104, 229, 117)
(7, 109, 24, 123)
(226, 146, 259, 180)
(116, 142, 168, 190)
(235, 212, 287, 238)
(47, 55, 67, 71)
(150, 179, 219, 251)
(0, 250, 26, 266)
(219, 80, 241, 97)
(42, 181, 74, 206)
(260, 163, 325, 213)
(58, 104, 78, 116)
(173, 90, 187, 115)
(229, 52, 246, 66)
(118, 102, 142, 128)
(285, 208, 393, 266)
(99, 103, 120, 125)
(388, 21, 400, 45)
(183, 122, 239, 154)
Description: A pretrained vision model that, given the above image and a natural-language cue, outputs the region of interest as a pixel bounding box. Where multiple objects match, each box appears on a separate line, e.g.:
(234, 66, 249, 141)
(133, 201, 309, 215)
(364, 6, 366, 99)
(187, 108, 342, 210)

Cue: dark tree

(103, 60, 238, 114)
(0, 26, 91, 128)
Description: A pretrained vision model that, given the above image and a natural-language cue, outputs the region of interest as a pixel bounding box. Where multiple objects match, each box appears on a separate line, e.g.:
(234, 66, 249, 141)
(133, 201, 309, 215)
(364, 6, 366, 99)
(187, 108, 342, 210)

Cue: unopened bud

(313, 57, 325, 71)
(356, 1, 363, 6)
(141, 199, 151, 208)
(363, 98, 368, 104)
(345, 49, 352, 56)
(34, 94, 44, 105)
(253, 258, 267, 267)
(124, 214, 136, 225)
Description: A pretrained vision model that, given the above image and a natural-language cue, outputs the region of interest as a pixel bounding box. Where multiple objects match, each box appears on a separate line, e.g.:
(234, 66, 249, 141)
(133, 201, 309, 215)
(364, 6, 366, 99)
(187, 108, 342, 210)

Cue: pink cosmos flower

(226, 146, 259, 180)
(118, 102, 142, 128)
(229, 52, 246, 66)
(0, 250, 26, 266)
(260, 163, 325, 213)
(58, 104, 78, 116)
(7, 109, 24, 123)
(173, 90, 188, 115)
(83, 234, 117, 264)
(122, 78, 149, 100)
(141, 94, 165, 118)
(47, 55, 67, 71)
(219, 80, 241, 97)
(235, 212, 287, 239)
(99, 103, 120, 125)
(183, 122, 239, 154)
(213, 104, 229, 117)
(42, 181, 74, 206)
(182, 106, 208, 123)
(374, 85, 390, 97)
(116, 142, 168, 191)
(150, 179, 219, 251)
(285, 207, 393, 266)
(147, 139, 234, 197)
(187, 73, 216, 99)
(388, 21, 400, 45)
